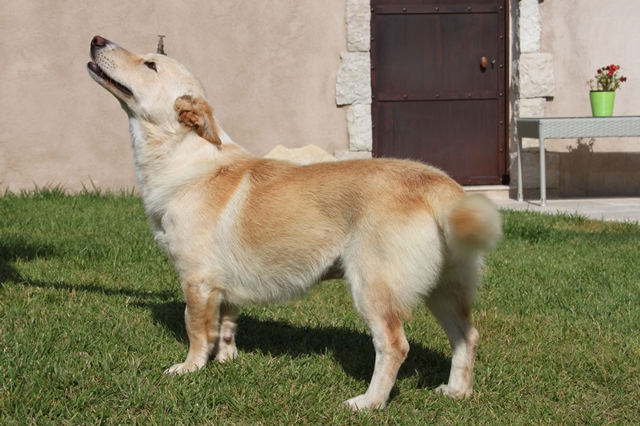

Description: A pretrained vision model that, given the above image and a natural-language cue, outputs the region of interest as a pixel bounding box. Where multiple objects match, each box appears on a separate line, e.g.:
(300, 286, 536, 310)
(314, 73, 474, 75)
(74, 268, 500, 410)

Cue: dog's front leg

(165, 280, 222, 374)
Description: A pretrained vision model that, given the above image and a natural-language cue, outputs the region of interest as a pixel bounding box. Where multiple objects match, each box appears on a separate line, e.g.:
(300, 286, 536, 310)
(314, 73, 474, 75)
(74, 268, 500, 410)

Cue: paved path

(493, 198, 640, 223)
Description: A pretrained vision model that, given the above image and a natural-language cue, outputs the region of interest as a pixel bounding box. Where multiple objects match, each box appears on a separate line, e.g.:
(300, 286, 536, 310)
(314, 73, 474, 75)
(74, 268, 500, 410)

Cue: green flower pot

(590, 91, 616, 117)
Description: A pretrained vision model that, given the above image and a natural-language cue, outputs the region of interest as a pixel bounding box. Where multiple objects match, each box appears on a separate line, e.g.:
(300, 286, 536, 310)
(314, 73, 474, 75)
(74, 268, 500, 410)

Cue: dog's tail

(444, 194, 502, 258)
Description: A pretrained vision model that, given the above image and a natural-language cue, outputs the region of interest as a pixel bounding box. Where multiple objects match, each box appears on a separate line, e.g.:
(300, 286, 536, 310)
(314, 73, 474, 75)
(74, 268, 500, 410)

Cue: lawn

(1, 188, 639, 425)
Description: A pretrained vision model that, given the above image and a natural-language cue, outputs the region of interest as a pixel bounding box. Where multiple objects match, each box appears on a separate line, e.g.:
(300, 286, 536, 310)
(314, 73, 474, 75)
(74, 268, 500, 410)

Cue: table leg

(540, 137, 546, 206)
(517, 136, 523, 202)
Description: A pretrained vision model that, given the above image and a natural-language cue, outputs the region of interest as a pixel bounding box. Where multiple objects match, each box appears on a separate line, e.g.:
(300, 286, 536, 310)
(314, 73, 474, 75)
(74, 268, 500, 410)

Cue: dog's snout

(91, 36, 107, 48)
(90, 36, 113, 59)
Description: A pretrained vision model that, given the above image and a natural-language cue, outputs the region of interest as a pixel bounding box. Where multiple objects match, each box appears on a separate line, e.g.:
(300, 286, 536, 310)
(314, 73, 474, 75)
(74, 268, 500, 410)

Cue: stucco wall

(0, 1, 348, 192)
(540, 0, 640, 152)
(538, 0, 640, 197)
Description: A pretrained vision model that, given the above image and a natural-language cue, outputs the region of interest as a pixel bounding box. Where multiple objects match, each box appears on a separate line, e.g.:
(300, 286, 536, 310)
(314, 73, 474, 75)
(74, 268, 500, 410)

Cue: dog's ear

(174, 95, 222, 147)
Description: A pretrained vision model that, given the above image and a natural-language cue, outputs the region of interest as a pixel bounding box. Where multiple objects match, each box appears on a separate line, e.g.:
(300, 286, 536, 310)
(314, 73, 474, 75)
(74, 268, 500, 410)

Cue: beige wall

(538, 0, 640, 197)
(0, 1, 348, 192)
(6, 0, 639, 196)
(540, 0, 640, 153)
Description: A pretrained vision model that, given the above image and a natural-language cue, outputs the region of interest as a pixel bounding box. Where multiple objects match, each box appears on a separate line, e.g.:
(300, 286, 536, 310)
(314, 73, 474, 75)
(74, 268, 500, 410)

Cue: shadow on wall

(559, 138, 640, 197)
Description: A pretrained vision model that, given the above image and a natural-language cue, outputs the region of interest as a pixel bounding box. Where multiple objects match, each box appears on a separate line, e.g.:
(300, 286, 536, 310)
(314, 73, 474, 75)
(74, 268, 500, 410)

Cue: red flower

(589, 63, 627, 91)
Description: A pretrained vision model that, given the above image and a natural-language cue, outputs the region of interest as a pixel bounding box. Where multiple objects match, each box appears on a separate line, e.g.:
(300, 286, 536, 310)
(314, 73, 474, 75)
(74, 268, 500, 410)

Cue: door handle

(481, 57, 496, 70)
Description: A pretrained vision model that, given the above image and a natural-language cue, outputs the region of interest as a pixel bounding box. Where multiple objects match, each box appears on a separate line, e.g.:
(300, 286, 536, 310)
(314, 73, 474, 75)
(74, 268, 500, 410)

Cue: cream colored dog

(87, 36, 501, 410)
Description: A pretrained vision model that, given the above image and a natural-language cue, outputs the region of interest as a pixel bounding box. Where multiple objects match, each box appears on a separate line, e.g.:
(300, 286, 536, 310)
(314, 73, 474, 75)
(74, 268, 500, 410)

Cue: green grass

(1, 188, 639, 424)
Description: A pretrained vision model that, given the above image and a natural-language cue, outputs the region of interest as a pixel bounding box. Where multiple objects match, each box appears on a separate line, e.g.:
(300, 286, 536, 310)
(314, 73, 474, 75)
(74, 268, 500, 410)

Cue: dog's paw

(164, 362, 201, 375)
(343, 394, 385, 411)
(215, 343, 238, 363)
(434, 384, 472, 399)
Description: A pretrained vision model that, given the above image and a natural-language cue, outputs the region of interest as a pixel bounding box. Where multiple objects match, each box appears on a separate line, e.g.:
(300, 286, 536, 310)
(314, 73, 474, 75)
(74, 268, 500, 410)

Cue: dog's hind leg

(215, 303, 239, 363)
(165, 279, 222, 374)
(343, 279, 410, 411)
(426, 278, 479, 399)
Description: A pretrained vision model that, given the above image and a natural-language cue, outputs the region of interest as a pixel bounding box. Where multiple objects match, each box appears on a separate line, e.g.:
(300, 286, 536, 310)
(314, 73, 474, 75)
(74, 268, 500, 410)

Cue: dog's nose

(91, 36, 107, 49)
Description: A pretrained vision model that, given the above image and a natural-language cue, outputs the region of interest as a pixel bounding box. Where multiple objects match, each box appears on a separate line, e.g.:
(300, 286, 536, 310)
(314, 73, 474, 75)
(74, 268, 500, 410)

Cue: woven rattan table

(517, 116, 640, 206)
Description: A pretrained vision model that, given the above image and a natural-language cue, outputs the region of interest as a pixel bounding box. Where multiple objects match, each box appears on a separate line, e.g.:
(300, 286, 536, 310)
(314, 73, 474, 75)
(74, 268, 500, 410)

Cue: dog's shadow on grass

(1, 236, 449, 392)
(0, 237, 57, 284)
(143, 299, 451, 390)
(237, 315, 452, 390)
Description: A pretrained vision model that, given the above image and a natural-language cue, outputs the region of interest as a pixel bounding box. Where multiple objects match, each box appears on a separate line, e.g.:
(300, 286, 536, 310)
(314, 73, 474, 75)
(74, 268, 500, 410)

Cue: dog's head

(87, 36, 221, 146)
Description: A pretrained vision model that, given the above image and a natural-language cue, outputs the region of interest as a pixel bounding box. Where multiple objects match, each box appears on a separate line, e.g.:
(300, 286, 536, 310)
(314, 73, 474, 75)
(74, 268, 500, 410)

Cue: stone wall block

(519, 52, 555, 98)
(519, 0, 541, 53)
(347, 104, 373, 151)
(518, 98, 546, 117)
(347, 0, 371, 52)
(336, 52, 372, 105)
(335, 150, 373, 160)
(517, 98, 547, 149)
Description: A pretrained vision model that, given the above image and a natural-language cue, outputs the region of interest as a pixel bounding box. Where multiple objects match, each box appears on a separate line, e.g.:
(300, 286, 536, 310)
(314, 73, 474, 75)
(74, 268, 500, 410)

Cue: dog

(87, 35, 501, 410)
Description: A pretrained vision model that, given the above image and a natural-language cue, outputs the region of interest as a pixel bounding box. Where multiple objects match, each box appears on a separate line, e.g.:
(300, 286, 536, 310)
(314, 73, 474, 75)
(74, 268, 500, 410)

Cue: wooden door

(371, 0, 508, 184)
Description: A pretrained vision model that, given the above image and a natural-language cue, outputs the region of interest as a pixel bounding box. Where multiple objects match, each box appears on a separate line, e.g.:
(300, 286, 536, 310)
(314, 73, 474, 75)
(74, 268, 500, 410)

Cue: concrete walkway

(493, 197, 640, 223)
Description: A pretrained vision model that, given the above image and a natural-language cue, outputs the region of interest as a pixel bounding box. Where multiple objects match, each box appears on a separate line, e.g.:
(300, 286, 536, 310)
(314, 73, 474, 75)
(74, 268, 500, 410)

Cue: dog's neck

(127, 116, 244, 211)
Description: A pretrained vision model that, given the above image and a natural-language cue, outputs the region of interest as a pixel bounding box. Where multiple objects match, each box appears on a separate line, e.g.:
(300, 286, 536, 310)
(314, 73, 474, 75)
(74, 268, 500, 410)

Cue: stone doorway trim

(335, 0, 555, 177)
(335, 0, 373, 160)
(511, 0, 556, 191)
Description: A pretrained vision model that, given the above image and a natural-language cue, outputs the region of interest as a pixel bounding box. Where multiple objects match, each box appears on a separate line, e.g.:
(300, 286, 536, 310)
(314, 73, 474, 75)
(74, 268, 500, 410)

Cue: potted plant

(588, 64, 627, 117)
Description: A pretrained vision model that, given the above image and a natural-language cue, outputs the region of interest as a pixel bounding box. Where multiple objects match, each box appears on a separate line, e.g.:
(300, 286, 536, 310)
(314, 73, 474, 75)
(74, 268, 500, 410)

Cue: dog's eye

(145, 61, 157, 72)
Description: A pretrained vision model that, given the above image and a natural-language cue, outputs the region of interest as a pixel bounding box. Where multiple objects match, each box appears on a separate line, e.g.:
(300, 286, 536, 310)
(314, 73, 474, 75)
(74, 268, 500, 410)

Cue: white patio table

(516, 116, 640, 206)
